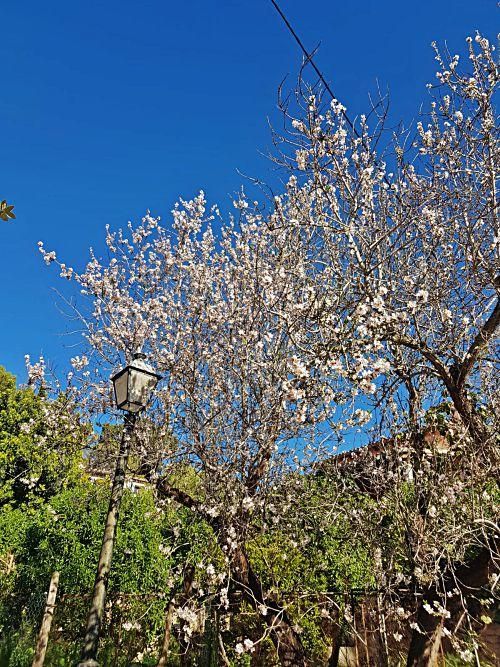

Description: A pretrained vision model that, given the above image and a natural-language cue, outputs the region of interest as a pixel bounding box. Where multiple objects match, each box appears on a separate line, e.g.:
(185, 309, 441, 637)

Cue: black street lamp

(111, 353, 162, 413)
(78, 353, 160, 667)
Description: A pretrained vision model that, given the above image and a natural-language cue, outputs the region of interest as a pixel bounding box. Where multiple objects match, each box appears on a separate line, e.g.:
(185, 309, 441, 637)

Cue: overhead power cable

(268, 0, 358, 136)
(269, 0, 404, 198)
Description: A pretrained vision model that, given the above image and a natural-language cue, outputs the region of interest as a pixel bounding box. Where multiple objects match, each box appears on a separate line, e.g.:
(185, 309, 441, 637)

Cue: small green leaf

(0, 200, 15, 221)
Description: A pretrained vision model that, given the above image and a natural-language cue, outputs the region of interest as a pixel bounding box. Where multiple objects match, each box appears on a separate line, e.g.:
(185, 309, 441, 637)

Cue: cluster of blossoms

(24, 354, 46, 386)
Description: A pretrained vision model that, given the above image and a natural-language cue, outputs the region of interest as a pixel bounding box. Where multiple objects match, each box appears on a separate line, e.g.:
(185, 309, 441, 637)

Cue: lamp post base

(77, 661, 100, 667)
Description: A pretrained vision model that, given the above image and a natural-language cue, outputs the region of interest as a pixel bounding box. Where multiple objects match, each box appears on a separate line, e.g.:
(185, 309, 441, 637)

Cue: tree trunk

(156, 598, 176, 667)
(327, 625, 342, 667)
(407, 544, 497, 667)
(153, 478, 308, 666)
(231, 545, 307, 666)
(406, 609, 444, 667)
(156, 566, 196, 667)
(446, 384, 490, 448)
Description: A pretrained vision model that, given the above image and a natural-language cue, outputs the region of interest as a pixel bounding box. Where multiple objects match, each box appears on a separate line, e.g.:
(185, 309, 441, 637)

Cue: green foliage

(0, 200, 15, 221)
(0, 482, 174, 659)
(243, 475, 376, 663)
(0, 627, 35, 667)
(14, 482, 170, 597)
(0, 366, 83, 508)
(4, 357, 492, 664)
(0, 369, 180, 663)
(0, 390, 224, 665)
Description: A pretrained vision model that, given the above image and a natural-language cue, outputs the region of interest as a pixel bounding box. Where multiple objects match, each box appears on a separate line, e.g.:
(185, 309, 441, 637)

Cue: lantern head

(111, 353, 161, 413)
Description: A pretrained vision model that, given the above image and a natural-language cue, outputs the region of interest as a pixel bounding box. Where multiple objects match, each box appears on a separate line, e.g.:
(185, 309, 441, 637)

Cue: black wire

(268, 0, 399, 195)
(268, 0, 358, 136)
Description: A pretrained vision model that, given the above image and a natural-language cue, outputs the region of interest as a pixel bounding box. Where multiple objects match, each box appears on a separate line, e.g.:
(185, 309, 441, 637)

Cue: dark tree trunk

(327, 625, 342, 667)
(407, 544, 497, 667)
(154, 478, 308, 666)
(231, 546, 308, 667)
(406, 609, 444, 667)
(156, 598, 176, 667)
(176, 565, 196, 667)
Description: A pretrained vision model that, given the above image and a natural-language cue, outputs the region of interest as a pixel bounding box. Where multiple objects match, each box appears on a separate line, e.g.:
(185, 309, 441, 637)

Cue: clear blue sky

(1, 0, 498, 382)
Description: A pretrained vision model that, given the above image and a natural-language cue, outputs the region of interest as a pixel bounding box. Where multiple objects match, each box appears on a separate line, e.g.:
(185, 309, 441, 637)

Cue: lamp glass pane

(128, 368, 157, 408)
(113, 372, 129, 408)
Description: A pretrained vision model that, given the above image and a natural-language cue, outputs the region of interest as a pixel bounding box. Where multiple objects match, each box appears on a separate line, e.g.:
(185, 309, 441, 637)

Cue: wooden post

(352, 592, 360, 667)
(32, 571, 60, 667)
(361, 603, 370, 666)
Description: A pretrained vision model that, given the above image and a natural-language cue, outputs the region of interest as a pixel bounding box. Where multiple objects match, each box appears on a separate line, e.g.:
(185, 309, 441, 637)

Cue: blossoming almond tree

(268, 33, 499, 665)
(39, 195, 348, 664)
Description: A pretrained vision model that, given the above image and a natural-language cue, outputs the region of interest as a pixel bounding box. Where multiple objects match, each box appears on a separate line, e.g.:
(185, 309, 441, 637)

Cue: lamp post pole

(78, 353, 160, 667)
(78, 412, 136, 667)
